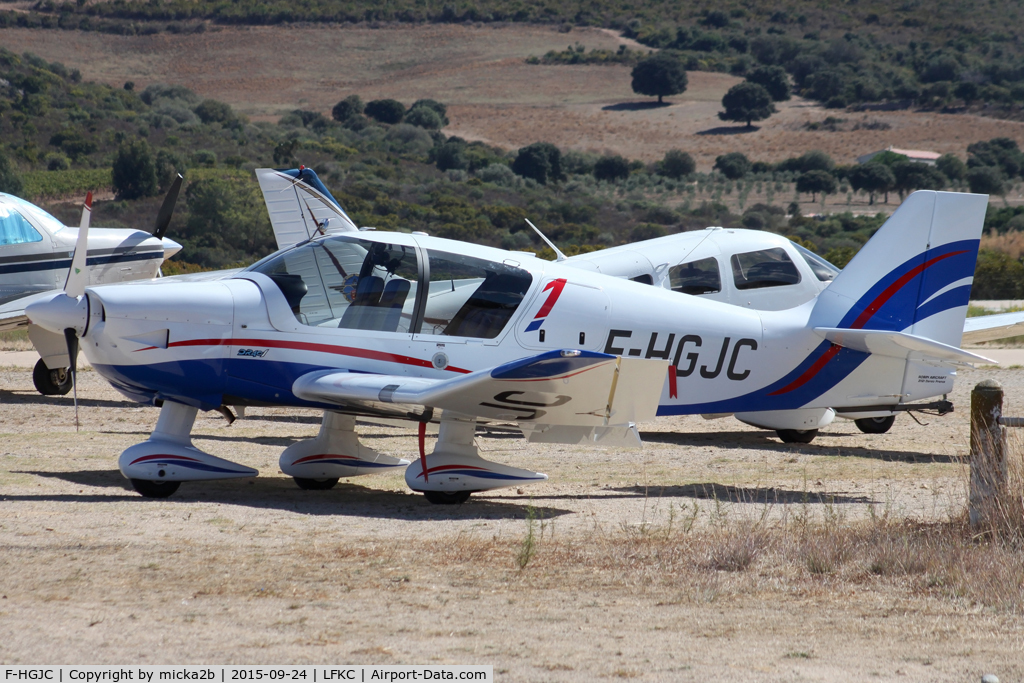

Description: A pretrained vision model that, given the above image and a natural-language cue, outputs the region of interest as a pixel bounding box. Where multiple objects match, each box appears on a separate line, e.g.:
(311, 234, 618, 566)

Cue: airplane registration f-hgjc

(26, 188, 990, 503)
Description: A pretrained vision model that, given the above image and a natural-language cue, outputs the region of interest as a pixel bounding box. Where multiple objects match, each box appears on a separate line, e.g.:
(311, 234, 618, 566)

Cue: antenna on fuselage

(524, 218, 567, 262)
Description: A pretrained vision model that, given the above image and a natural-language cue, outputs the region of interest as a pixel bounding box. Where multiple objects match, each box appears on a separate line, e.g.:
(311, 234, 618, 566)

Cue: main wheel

(776, 429, 818, 444)
(423, 490, 472, 505)
(294, 477, 339, 490)
(855, 415, 895, 434)
(33, 359, 72, 396)
(130, 479, 181, 498)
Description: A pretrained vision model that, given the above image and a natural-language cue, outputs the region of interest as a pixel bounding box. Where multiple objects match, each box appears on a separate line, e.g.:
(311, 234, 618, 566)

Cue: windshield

(794, 243, 841, 282)
(4, 195, 66, 235)
(249, 236, 419, 332)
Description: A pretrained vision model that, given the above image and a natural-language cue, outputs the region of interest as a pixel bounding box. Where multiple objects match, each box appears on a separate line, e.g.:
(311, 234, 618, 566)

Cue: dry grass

(0, 328, 31, 351)
(981, 230, 1024, 259)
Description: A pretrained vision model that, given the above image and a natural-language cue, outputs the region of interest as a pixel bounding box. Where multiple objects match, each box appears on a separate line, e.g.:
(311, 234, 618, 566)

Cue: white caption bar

(1, 667, 492, 683)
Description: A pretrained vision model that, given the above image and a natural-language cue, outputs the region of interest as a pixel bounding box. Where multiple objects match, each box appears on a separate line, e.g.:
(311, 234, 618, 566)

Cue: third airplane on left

(0, 177, 183, 394)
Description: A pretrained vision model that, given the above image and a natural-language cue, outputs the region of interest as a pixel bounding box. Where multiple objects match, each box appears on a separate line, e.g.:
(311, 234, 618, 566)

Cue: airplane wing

(292, 350, 669, 447)
(962, 311, 1024, 345)
(256, 167, 358, 250)
(0, 291, 59, 332)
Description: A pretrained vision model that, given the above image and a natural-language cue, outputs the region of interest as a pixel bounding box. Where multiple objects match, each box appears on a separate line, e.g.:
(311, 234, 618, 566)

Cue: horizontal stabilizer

(962, 311, 1024, 344)
(293, 350, 668, 428)
(814, 327, 995, 365)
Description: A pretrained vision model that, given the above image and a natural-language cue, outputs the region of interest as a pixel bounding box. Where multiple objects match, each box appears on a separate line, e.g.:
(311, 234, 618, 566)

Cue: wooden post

(970, 379, 1007, 529)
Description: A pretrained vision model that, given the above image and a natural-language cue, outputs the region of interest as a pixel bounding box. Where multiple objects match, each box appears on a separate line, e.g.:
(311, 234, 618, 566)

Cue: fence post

(970, 379, 1007, 529)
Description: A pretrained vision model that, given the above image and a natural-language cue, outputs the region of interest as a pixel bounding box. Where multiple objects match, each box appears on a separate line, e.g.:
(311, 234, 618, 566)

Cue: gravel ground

(1, 361, 1023, 680)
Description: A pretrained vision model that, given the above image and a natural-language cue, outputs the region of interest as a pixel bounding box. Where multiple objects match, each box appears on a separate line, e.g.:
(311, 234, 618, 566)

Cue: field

(1, 359, 1023, 679)
(3, 22, 1024, 178)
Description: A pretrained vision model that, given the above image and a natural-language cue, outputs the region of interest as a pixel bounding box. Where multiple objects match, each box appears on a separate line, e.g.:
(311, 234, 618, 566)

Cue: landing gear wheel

(33, 358, 72, 396)
(855, 415, 895, 434)
(776, 429, 818, 444)
(130, 478, 181, 498)
(293, 477, 339, 490)
(423, 490, 472, 505)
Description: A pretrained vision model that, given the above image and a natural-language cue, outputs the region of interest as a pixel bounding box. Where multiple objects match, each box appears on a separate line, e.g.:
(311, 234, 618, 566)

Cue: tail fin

(811, 190, 987, 347)
(256, 167, 358, 251)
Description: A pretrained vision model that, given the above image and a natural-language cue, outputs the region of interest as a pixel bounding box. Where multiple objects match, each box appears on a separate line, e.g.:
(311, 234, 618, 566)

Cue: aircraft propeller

(152, 173, 183, 240)
(63, 191, 93, 431)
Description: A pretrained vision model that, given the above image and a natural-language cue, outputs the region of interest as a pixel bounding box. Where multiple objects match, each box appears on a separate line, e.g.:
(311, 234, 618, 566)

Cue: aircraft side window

(731, 247, 801, 290)
(249, 236, 418, 332)
(669, 257, 721, 295)
(0, 206, 43, 246)
(794, 243, 841, 282)
(422, 250, 532, 339)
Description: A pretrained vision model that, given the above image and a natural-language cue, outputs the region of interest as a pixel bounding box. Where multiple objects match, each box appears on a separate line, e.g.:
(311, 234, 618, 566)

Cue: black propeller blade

(63, 326, 80, 432)
(153, 173, 183, 240)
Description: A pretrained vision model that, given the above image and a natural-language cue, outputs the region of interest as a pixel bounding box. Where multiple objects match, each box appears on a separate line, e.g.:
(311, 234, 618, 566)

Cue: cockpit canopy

(246, 235, 534, 339)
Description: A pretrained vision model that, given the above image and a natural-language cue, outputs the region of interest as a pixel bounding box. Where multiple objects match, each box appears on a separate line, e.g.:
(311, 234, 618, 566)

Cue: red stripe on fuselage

(534, 278, 567, 319)
(767, 344, 842, 396)
(153, 337, 472, 373)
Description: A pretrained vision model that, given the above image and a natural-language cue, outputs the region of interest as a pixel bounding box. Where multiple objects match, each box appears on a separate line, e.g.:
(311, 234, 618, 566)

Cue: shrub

(659, 149, 695, 179)
(364, 99, 406, 124)
(0, 152, 23, 195)
(478, 163, 517, 186)
(193, 99, 234, 124)
(404, 106, 443, 130)
(714, 152, 751, 179)
(332, 95, 363, 122)
(512, 142, 563, 184)
(593, 155, 630, 182)
(408, 99, 448, 125)
(45, 152, 70, 171)
(435, 141, 468, 171)
(972, 249, 1024, 298)
(111, 138, 157, 200)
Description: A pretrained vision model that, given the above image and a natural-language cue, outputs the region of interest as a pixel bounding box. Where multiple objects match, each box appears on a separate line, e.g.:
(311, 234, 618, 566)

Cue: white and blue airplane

(23, 184, 1007, 503)
(0, 180, 183, 394)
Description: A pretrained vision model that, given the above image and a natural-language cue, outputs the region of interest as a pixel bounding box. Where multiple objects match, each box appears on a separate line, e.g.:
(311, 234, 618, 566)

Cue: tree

(745, 65, 791, 101)
(364, 99, 406, 124)
(111, 139, 158, 200)
(847, 163, 895, 204)
(796, 169, 837, 202)
(973, 249, 1024, 299)
(0, 152, 23, 195)
(891, 160, 947, 199)
(659, 149, 695, 179)
(631, 52, 688, 104)
(714, 152, 751, 179)
(182, 178, 275, 268)
(332, 95, 363, 122)
(719, 82, 775, 127)
(512, 142, 563, 184)
(936, 153, 966, 182)
(967, 166, 1006, 197)
(593, 155, 630, 181)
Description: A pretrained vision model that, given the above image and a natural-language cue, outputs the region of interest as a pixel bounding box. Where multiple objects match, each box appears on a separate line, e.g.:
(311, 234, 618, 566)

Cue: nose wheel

(423, 490, 473, 505)
(129, 479, 181, 498)
(33, 359, 72, 396)
(776, 429, 818, 444)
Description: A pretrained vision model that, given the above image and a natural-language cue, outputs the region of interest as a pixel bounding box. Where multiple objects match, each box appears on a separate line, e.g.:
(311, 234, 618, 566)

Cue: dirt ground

(1, 358, 1023, 679)
(3, 23, 1024, 176)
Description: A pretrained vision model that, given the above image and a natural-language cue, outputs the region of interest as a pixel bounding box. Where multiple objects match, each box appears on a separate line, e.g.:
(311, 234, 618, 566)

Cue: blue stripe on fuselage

(0, 250, 162, 275)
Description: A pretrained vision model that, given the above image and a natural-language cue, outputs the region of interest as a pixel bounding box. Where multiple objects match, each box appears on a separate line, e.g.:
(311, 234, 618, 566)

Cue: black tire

(33, 358, 72, 396)
(423, 490, 472, 505)
(776, 429, 818, 444)
(130, 479, 181, 498)
(855, 415, 896, 434)
(294, 477, 339, 490)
